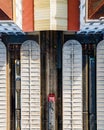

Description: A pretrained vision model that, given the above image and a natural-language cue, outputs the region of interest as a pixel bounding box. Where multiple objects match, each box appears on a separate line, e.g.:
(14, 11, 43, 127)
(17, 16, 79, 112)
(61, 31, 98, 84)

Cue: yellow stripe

(13, 0, 16, 22)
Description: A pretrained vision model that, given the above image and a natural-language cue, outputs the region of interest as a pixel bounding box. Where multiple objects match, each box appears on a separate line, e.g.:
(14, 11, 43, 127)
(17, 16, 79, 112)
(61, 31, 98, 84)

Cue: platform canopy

(0, 20, 25, 35)
(77, 25, 104, 35)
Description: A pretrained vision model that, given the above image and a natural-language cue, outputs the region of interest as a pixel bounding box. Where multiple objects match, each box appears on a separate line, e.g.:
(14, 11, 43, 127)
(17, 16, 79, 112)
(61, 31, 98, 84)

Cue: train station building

(0, 0, 104, 130)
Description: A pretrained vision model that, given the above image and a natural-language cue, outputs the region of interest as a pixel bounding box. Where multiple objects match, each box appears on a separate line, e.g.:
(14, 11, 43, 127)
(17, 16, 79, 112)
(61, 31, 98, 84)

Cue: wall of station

(0, 31, 103, 130)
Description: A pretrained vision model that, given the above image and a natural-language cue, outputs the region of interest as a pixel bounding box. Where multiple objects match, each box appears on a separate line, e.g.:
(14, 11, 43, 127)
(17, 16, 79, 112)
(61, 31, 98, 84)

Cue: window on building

(88, 0, 104, 19)
(80, 0, 104, 30)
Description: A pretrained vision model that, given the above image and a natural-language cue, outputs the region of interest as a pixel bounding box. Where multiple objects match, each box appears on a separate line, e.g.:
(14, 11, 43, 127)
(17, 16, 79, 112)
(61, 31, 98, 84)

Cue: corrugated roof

(77, 24, 104, 35)
(0, 21, 25, 35)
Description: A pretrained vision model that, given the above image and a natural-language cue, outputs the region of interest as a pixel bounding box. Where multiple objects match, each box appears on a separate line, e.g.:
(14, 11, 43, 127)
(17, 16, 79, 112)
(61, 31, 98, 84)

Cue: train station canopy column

(97, 40, 104, 130)
(63, 40, 83, 130)
(0, 41, 7, 130)
(21, 40, 41, 130)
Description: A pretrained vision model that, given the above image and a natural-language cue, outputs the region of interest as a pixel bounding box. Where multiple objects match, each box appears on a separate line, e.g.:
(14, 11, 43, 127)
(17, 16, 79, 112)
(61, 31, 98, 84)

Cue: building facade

(0, 0, 104, 130)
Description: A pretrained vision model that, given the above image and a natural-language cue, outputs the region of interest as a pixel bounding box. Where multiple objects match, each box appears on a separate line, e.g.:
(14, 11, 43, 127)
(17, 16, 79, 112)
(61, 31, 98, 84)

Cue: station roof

(77, 25, 104, 35)
(0, 21, 25, 35)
